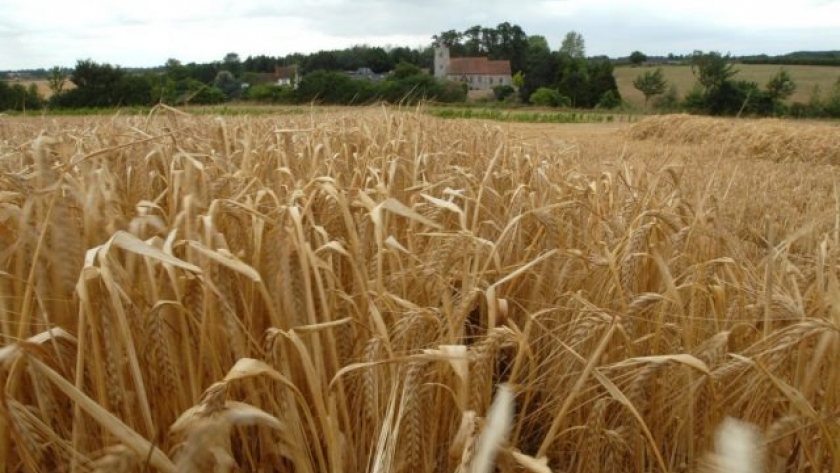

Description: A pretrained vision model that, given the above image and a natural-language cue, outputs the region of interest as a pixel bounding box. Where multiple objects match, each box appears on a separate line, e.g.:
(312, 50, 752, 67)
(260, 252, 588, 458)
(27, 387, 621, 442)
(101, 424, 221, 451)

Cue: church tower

(434, 44, 449, 80)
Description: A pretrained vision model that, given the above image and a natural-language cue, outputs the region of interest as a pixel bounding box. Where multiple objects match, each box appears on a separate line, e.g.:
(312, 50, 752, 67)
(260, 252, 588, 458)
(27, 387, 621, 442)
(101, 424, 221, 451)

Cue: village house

(434, 45, 512, 90)
(274, 65, 297, 88)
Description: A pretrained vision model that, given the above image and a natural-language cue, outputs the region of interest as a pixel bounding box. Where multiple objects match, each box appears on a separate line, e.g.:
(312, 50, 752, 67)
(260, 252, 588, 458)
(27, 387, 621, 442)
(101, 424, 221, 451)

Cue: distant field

(615, 63, 840, 108)
(1, 79, 75, 98)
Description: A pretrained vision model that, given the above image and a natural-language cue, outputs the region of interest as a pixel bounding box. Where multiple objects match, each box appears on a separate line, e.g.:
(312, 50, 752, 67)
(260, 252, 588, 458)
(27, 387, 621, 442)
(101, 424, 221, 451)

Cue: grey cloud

(3, 0, 840, 69)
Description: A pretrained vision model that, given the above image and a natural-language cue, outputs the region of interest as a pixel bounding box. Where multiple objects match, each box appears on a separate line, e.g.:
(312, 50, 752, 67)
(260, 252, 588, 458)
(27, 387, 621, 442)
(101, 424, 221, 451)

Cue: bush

(493, 85, 516, 102)
(183, 83, 226, 105)
(119, 75, 153, 106)
(246, 84, 296, 103)
(596, 90, 621, 109)
(682, 85, 707, 113)
(654, 85, 681, 111)
(529, 87, 569, 107)
(706, 80, 774, 116)
(389, 62, 423, 81)
(377, 74, 436, 103)
(437, 81, 468, 103)
(296, 70, 375, 104)
(0, 81, 44, 111)
(824, 80, 840, 117)
(242, 67, 471, 106)
(377, 73, 465, 104)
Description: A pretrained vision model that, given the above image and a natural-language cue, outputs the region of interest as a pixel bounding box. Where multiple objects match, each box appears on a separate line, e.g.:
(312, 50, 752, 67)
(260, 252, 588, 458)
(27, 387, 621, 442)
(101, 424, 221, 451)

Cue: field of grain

(2, 107, 840, 473)
(615, 63, 840, 108)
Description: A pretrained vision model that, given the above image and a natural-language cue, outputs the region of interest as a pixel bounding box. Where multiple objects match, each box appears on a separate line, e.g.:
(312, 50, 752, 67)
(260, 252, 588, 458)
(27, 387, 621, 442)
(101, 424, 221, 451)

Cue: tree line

(0, 81, 43, 111)
(4, 25, 839, 117)
(0, 22, 625, 111)
(740, 51, 840, 67)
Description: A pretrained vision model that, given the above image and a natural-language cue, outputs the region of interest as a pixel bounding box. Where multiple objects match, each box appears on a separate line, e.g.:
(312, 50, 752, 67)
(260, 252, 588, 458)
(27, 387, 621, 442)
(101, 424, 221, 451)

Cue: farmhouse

(434, 45, 512, 90)
(274, 65, 297, 88)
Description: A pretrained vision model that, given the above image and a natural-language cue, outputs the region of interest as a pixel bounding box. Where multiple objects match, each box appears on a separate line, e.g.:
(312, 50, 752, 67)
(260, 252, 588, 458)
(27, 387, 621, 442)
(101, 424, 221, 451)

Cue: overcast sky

(2, 0, 839, 70)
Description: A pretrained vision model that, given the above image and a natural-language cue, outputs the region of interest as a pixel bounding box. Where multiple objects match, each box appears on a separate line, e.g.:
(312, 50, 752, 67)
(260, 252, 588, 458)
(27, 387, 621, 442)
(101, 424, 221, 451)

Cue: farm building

(274, 65, 297, 88)
(434, 45, 512, 90)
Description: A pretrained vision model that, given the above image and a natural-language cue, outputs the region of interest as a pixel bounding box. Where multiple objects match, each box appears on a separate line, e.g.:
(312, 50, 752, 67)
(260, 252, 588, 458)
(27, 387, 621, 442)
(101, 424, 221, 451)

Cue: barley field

(1, 106, 840, 473)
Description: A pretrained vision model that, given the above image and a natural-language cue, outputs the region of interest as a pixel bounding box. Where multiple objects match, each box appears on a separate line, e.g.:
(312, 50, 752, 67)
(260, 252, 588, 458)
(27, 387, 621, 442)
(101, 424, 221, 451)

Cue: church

(434, 45, 513, 91)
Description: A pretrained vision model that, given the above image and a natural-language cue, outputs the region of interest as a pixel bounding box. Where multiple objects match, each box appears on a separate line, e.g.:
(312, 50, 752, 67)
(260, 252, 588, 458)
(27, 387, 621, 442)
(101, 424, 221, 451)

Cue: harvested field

(628, 113, 840, 165)
(1, 107, 839, 473)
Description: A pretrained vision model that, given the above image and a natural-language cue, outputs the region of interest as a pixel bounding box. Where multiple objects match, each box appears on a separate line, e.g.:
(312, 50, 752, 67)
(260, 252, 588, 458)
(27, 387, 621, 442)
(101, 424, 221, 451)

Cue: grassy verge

(3, 103, 641, 122)
(427, 107, 639, 123)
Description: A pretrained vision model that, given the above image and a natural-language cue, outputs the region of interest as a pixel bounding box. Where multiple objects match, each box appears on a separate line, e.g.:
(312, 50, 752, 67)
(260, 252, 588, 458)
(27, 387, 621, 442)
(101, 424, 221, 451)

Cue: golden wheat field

(1, 106, 840, 473)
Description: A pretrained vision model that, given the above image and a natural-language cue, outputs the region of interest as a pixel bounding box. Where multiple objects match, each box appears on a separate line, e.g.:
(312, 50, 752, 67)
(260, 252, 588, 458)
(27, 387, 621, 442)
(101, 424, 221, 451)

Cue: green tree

(588, 60, 620, 108)
(214, 70, 241, 99)
(519, 39, 559, 102)
(633, 68, 668, 106)
(529, 87, 568, 107)
(184, 62, 220, 84)
(512, 71, 525, 90)
(222, 52, 243, 77)
(597, 90, 621, 109)
(690, 50, 737, 93)
(765, 69, 796, 102)
(0, 81, 43, 111)
(490, 22, 529, 73)
(377, 65, 464, 104)
(48, 66, 67, 95)
(463, 25, 482, 55)
(493, 85, 516, 101)
(53, 59, 127, 107)
(824, 78, 840, 117)
(118, 74, 153, 105)
(243, 54, 280, 73)
(167, 79, 225, 105)
(165, 58, 190, 82)
(629, 51, 648, 66)
(654, 85, 681, 111)
(706, 80, 769, 116)
(559, 31, 585, 58)
(361, 46, 392, 73)
(26, 83, 44, 109)
(296, 70, 374, 104)
(557, 56, 590, 107)
(388, 46, 426, 69)
(806, 85, 824, 116)
(389, 62, 422, 80)
(527, 35, 550, 52)
(302, 50, 341, 74)
(684, 51, 750, 115)
(246, 84, 295, 103)
(432, 30, 464, 56)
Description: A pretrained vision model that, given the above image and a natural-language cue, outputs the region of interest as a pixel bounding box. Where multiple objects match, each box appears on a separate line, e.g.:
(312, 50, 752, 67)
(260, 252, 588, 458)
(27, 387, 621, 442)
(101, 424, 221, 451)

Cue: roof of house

(447, 57, 511, 76)
(251, 72, 276, 84)
(274, 66, 296, 80)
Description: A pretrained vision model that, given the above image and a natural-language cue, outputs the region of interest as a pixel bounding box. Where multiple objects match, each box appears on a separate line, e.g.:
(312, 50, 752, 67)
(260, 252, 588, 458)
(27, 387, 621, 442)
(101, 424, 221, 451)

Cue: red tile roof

(447, 57, 511, 76)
